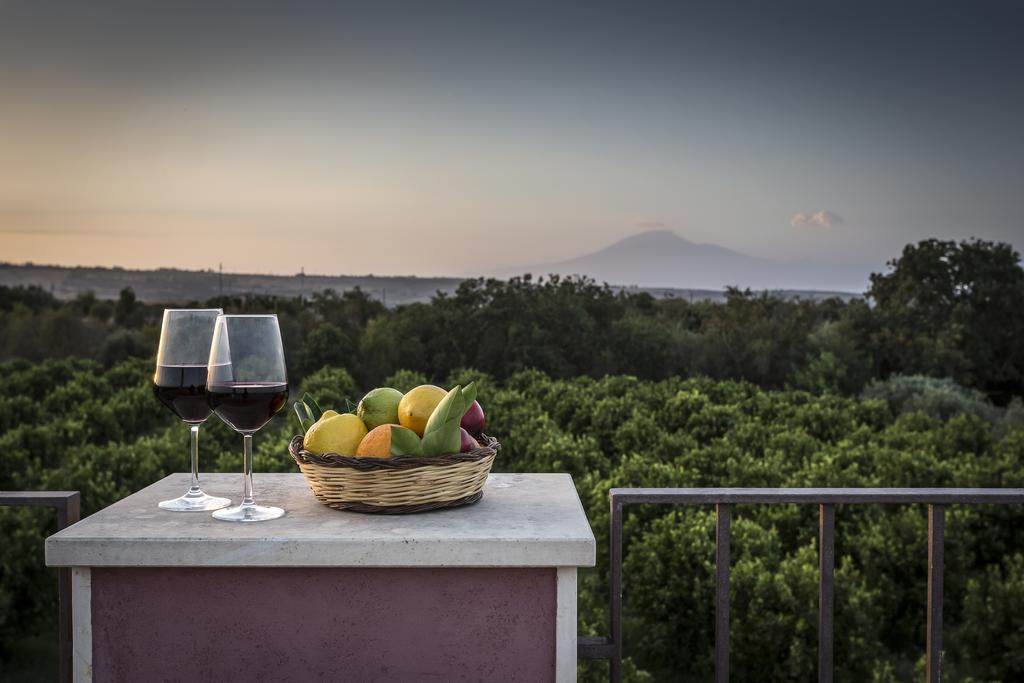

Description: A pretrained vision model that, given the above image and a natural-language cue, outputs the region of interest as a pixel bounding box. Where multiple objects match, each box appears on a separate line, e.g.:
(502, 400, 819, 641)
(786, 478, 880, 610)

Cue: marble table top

(46, 472, 596, 568)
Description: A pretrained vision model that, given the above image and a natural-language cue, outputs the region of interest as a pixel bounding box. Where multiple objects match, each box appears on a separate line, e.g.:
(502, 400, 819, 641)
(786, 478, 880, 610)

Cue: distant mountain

(0, 232, 871, 307)
(511, 230, 870, 292)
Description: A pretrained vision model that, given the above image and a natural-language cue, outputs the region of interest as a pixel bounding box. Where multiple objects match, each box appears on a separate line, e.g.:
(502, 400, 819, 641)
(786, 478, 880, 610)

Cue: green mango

(421, 382, 477, 456)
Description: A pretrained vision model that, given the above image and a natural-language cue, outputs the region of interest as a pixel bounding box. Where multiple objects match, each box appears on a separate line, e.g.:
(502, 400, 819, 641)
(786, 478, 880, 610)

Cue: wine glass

(153, 309, 232, 512)
(206, 314, 289, 522)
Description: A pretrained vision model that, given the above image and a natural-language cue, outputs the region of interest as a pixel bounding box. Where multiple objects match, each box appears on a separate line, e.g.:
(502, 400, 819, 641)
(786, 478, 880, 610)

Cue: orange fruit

(398, 384, 447, 436)
(356, 424, 394, 458)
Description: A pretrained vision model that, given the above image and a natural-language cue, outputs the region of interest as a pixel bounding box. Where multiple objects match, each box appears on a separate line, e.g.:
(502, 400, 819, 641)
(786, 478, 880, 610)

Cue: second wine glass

(206, 314, 289, 522)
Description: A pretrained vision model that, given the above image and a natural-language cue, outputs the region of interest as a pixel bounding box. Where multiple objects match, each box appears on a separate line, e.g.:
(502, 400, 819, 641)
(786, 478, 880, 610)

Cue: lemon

(303, 413, 368, 456)
(398, 384, 447, 436)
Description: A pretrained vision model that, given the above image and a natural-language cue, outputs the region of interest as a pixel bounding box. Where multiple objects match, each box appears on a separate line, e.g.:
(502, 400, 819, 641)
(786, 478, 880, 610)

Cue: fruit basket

(289, 434, 500, 514)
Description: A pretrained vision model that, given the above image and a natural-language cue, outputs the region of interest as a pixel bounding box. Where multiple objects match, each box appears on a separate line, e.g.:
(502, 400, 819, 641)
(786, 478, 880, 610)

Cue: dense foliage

(2, 238, 1024, 679)
(4, 239, 1023, 403)
(1, 360, 1023, 680)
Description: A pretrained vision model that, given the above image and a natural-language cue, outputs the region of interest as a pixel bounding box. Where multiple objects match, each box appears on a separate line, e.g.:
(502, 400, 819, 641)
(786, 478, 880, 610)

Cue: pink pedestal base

(90, 567, 556, 681)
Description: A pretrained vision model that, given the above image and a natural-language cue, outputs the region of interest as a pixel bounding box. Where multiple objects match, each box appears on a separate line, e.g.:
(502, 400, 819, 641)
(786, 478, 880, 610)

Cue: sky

(1, 1, 1022, 282)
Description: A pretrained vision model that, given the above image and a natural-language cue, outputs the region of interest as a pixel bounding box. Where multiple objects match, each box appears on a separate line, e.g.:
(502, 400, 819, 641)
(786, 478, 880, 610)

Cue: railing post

(819, 504, 835, 683)
(716, 503, 731, 683)
(610, 496, 624, 683)
(58, 493, 80, 683)
(0, 491, 80, 683)
(927, 504, 944, 683)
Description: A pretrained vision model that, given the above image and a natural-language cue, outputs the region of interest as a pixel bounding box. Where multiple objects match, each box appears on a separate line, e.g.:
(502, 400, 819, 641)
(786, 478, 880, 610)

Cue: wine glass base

(212, 503, 285, 522)
(158, 491, 231, 512)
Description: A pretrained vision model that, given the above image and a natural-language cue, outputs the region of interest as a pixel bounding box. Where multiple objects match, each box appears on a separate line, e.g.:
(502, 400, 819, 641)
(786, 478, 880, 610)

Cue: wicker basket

(289, 434, 499, 514)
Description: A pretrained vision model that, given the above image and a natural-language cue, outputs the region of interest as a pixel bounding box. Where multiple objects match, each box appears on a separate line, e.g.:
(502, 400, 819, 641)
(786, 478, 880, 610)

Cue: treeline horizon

(1, 237, 1022, 405)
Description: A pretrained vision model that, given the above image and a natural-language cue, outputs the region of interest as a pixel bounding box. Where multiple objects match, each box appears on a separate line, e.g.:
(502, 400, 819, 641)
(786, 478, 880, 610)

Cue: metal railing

(0, 491, 81, 683)
(577, 487, 1024, 682)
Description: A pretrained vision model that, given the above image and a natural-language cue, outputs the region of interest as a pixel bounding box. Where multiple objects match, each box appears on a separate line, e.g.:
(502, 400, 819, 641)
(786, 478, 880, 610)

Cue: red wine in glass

(153, 309, 231, 512)
(153, 364, 212, 424)
(207, 382, 289, 433)
(207, 314, 289, 522)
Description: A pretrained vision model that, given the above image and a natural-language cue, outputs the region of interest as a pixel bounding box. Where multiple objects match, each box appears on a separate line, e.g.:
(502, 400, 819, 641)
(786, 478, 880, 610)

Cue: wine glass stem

(188, 424, 201, 494)
(242, 433, 255, 506)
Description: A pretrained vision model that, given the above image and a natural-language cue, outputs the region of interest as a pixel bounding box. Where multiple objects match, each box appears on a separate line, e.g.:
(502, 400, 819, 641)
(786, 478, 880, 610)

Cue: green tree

(293, 322, 355, 379)
(114, 287, 144, 328)
(867, 239, 1024, 403)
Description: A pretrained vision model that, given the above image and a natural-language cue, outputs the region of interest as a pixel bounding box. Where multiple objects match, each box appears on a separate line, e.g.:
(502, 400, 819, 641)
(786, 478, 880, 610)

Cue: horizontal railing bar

(0, 491, 81, 507)
(610, 487, 1024, 505)
(578, 636, 615, 660)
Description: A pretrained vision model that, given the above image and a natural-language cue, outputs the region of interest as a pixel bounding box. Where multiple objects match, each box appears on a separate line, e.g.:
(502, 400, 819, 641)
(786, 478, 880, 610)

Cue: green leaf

(302, 393, 324, 421)
(293, 401, 314, 432)
(388, 425, 423, 456)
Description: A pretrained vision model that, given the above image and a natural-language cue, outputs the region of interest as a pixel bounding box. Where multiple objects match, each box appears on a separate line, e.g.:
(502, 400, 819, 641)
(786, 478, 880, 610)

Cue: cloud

(791, 209, 843, 228)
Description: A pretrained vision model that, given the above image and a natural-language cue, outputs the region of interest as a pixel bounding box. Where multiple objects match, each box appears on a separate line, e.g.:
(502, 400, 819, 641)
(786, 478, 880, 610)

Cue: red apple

(461, 400, 486, 435)
(459, 427, 478, 453)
